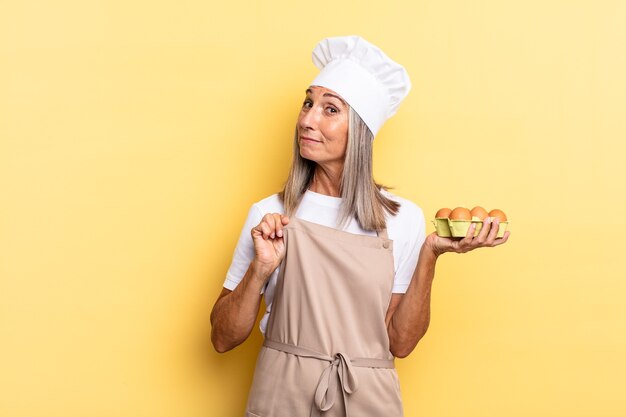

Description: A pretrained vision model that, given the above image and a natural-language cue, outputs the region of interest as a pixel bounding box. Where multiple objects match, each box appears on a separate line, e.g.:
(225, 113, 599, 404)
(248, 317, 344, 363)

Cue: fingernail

(270, 233, 275, 239)
(277, 230, 283, 237)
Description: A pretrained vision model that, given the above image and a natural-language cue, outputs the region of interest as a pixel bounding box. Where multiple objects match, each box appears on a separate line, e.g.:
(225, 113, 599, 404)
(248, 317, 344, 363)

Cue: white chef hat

(309, 35, 412, 137)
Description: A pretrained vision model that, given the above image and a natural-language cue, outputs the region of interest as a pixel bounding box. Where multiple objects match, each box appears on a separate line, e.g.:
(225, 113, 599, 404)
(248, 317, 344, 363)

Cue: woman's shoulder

(251, 193, 285, 214)
(381, 189, 427, 245)
(238, 194, 284, 230)
(381, 189, 425, 221)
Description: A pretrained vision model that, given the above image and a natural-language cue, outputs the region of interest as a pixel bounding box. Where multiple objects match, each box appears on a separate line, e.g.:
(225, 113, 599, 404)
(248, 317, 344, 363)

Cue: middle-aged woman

(211, 35, 510, 417)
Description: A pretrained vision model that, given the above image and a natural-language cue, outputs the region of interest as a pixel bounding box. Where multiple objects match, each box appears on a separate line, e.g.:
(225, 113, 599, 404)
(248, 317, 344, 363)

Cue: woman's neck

(309, 164, 342, 197)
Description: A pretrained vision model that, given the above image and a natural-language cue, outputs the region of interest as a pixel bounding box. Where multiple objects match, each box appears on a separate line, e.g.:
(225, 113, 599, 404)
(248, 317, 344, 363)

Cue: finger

(277, 215, 291, 238)
(251, 222, 271, 240)
(260, 222, 272, 239)
(485, 218, 500, 245)
(263, 214, 277, 239)
(457, 224, 476, 252)
(463, 222, 476, 240)
(492, 231, 511, 246)
(273, 213, 284, 238)
(475, 217, 491, 245)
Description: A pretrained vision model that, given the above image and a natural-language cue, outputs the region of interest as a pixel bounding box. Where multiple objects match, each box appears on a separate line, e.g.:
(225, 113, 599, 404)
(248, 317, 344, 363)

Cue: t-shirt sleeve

(223, 204, 264, 291)
(392, 205, 426, 293)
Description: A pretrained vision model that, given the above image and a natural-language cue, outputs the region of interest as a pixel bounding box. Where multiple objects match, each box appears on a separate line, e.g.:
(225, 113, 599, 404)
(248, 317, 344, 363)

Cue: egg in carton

(433, 207, 510, 238)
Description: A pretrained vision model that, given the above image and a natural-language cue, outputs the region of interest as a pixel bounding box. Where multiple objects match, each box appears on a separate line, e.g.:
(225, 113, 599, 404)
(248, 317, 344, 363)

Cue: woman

(211, 35, 510, 417)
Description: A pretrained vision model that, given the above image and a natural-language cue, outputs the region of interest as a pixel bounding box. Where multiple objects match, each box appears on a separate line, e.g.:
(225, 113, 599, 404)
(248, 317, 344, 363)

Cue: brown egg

(470, 206, 489, 220)
(435, 208, 452, 218)
(449, 207, 472, 220)
(488, 209, 508, 222)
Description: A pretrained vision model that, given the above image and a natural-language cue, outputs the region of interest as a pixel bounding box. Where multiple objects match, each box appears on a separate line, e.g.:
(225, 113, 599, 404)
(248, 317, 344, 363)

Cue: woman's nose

(299, 106, 321, 130)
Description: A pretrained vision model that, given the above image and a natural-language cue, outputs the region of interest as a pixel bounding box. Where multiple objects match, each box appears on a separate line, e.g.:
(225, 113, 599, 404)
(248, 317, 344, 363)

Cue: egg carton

(432, 217, 509, 238)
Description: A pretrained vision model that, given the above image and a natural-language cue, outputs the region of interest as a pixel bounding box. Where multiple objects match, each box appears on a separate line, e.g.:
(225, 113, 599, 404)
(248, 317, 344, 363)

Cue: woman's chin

(299, 150, 319, 163)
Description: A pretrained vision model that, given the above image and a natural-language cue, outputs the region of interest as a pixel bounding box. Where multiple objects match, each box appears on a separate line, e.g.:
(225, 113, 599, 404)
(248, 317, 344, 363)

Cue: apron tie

(314, 352, 358, 414)
(263, 339, 395, 417)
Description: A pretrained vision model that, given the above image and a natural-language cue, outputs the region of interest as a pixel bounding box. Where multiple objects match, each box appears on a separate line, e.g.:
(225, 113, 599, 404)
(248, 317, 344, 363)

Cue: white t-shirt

(223, 189, 427, 335)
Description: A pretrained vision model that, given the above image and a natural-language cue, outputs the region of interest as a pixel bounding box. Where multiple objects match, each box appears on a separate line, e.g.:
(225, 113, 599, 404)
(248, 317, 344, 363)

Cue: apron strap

(263, 339, 394, 417)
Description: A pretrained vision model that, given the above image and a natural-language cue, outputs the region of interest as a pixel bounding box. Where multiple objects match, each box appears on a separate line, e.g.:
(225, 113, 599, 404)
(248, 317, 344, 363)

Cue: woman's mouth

(300, 136, 320, 143)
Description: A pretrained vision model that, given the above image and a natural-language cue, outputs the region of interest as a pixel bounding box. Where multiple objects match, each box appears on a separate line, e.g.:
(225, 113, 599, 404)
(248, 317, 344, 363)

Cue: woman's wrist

(250, 260, 274, 285)
(423, 233, 444, 259)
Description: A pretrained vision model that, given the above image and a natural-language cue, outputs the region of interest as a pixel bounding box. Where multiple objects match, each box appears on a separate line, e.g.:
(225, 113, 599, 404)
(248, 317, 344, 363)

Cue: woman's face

(297, 85, 349, 166)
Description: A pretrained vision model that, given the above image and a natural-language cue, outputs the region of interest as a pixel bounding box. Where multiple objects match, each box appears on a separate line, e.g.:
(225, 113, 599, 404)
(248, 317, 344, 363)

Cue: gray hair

(278, 106, 400, 232)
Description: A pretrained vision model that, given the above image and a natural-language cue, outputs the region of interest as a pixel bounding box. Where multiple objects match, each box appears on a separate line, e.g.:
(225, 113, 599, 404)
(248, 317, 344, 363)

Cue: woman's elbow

(210, 312, 237, 353)
(211, 338, 230, 354)
(389, 335, 424, 358)
(390, 345, 414, 359)
(210, 326, 237, 353)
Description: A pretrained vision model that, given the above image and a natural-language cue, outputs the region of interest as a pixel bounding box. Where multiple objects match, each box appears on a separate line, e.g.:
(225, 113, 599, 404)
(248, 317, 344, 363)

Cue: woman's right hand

(250, 213, 290, 280)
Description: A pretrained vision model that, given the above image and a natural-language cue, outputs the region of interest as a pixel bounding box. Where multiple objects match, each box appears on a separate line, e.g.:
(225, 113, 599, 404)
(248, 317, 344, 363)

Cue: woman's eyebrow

(305, 88, 347, 106)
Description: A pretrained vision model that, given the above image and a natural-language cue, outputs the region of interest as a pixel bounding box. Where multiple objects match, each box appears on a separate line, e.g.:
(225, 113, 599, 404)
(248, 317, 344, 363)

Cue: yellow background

(1, 1, 625, 416)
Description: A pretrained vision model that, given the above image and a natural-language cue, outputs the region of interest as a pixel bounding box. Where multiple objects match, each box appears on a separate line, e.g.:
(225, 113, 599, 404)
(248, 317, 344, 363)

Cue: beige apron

(245, 214, 403, 417)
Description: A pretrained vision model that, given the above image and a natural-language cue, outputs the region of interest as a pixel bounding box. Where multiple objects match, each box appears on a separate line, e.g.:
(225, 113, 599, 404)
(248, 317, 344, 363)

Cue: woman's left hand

(425, 217, 510, 257)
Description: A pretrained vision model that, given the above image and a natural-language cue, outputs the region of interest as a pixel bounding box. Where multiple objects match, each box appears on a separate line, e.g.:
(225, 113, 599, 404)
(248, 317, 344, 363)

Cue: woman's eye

(301, 100, 337, 114)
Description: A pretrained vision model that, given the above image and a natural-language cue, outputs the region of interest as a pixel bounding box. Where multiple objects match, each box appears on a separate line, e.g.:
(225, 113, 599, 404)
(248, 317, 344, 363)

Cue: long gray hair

(278, 106, 400, 232)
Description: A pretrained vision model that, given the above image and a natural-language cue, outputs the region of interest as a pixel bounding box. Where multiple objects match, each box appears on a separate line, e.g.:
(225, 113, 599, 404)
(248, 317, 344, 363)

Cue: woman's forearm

(388, 244, 438, 358)
(210, 262, 268, 353)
